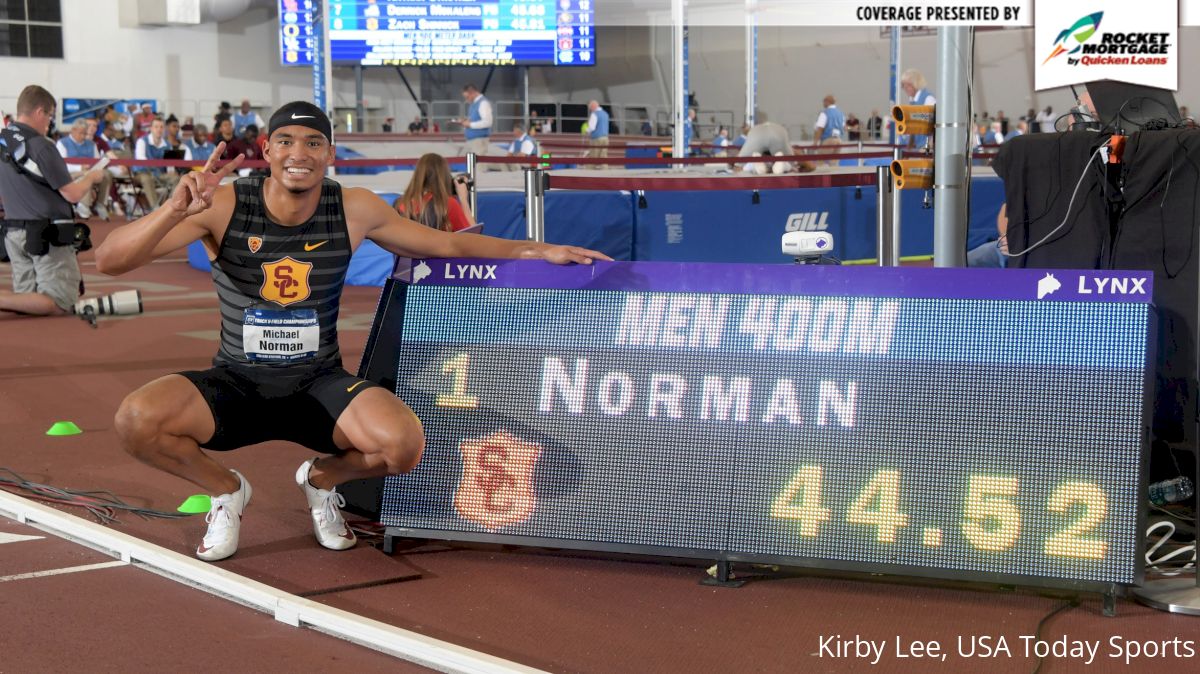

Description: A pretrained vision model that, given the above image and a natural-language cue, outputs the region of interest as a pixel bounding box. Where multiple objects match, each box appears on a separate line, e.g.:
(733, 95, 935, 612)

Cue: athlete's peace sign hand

(168, 142, 245, 217)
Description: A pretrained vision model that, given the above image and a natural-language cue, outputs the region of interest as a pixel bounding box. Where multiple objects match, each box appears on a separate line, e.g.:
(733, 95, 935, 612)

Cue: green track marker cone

(177, 494, 212, 514)
(46, 421, 82, 436)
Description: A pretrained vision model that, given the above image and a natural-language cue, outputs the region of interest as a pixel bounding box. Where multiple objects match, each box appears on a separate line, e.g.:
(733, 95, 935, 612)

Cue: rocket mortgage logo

(1044, 11, 1169, 67)
(1036, 0, 1176, 90)
(1042, 12, 1103, 64)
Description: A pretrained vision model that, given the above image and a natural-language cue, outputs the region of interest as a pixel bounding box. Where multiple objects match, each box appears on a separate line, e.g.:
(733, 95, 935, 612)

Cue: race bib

(243, 308, 319, 363)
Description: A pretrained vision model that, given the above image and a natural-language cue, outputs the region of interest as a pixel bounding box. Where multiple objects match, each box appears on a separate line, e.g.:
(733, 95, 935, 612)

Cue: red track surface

(1, 218, 1196, 672)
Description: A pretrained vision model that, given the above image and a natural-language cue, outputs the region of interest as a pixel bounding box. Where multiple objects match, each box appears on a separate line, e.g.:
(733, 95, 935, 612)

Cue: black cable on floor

(1031, 599, 1080, 674)
(0, 467, 192, 523)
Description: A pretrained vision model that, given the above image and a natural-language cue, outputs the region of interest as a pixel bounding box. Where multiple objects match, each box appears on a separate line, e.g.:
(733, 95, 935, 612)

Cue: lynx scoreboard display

(279, 0, 596, 66)
(358, 260, 1152, 590)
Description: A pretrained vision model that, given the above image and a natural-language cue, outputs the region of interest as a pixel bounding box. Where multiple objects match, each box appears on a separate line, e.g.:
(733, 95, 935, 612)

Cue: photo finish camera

(782, 230, 838, 264)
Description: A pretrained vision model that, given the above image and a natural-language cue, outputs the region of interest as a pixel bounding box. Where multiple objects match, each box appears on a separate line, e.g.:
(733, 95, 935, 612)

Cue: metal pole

(466, 153, 478, 219)
(672, 0, 686, 165)
(522, 66, 530, 129)
(875, 166, 895, 267)
(745, 0, 757, 126)
(354, 64, 365, 132)
(312, 0, 328, 112)
(524, 167, 546, 242)
(889, 27, 900, 145)
(857, 140, 864, 167)
(890, 146, 902, 264)
(933, 27, 972, 268)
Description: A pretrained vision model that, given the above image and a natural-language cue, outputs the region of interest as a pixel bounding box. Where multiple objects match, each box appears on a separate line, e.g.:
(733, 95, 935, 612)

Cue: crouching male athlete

(95, 103, 610, 561)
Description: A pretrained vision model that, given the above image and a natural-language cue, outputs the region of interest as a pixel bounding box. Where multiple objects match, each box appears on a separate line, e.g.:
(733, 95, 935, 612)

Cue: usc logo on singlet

(259, 257, 313, 306)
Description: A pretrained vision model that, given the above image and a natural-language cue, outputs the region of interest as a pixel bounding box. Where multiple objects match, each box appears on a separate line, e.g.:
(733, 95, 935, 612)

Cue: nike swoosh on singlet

(346, 380, 367, 393)
(304, 240, 328, 252)
(291, 113, 315, 119)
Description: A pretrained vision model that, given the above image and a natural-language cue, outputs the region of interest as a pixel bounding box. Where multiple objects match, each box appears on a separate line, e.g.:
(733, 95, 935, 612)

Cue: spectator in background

(585, 100, 610, 165)
(407, 115, 426, 133)
(392, 153, 475, 232)
(866, 109, 884, 140)
(56, 119, 113, 220)
(996, 110, 1009, 136)
(456, 83, 493, 156)
(215, 101, 232, 128)
(712, 126, 731, 157)
(1006, 119, 1028, 141)
(186, 123, 215, 162)
(1035, 106, 1056, 133)
(531, 109, 553, 133)
(505, 121, 539, 170)
(228, 124, 262, 166)
(164, 121, 192, 160)
(134, 103, 156, 138)
(733, 123, 749, 148)
(640, 120, 653, 136)
(683, 108, 696, 156)
(232, 99, 265, 137)
(164, 115, 183, 147)
(382, 117, 394, 133)
(813, 95, 845, 166)
(983, 121, 1004, 145)
(98, 123, 130, 218)
(813, 94, 845, 148)
(122, 103, 137, 137)
(86, 117, 108, 153)
(213, 116, 237, 158)
(900, 68, 936, 149)
(846, 114, 862, 142)
(133, 117, 179, 208)
(101, 105, 118, 134)
(101, 121, 126, 153)
(181, 116, 195, 136)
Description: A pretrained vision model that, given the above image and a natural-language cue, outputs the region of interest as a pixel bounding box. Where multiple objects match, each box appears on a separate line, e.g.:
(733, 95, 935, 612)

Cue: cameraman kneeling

(0, 85, 108, 318)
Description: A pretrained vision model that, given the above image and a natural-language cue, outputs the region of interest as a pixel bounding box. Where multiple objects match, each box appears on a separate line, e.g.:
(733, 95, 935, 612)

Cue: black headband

(267, 101, 332, 142)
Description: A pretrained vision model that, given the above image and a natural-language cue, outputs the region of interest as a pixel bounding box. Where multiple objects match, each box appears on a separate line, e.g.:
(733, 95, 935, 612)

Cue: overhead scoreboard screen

(279, 0, 596, 67)
(368, 261, 1151, 590)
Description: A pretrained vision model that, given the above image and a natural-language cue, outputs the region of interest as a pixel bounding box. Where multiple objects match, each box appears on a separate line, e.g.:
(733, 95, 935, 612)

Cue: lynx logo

(1036, 273, 1062, 300)
(444, 263, 498, 280)
(786, 211, 830, 232)
(412, 260, 432, 283)
(453, 431, 542, 530)
(1077, 276, 1148, 295)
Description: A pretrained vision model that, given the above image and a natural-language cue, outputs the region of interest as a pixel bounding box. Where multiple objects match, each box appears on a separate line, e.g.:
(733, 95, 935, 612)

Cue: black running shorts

(178, 360, 383, 453)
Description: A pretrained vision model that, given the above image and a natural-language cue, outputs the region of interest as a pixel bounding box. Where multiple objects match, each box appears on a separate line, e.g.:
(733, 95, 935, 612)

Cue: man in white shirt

(457, 83, 494, 157)
(1034, 106, 1056, 133)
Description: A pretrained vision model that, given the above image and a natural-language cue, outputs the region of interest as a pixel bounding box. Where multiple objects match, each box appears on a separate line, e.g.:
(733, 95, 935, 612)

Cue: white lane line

(0, 532, 44, 545)
(0, 560, 128, 583)
(0, 491, 543, 672)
